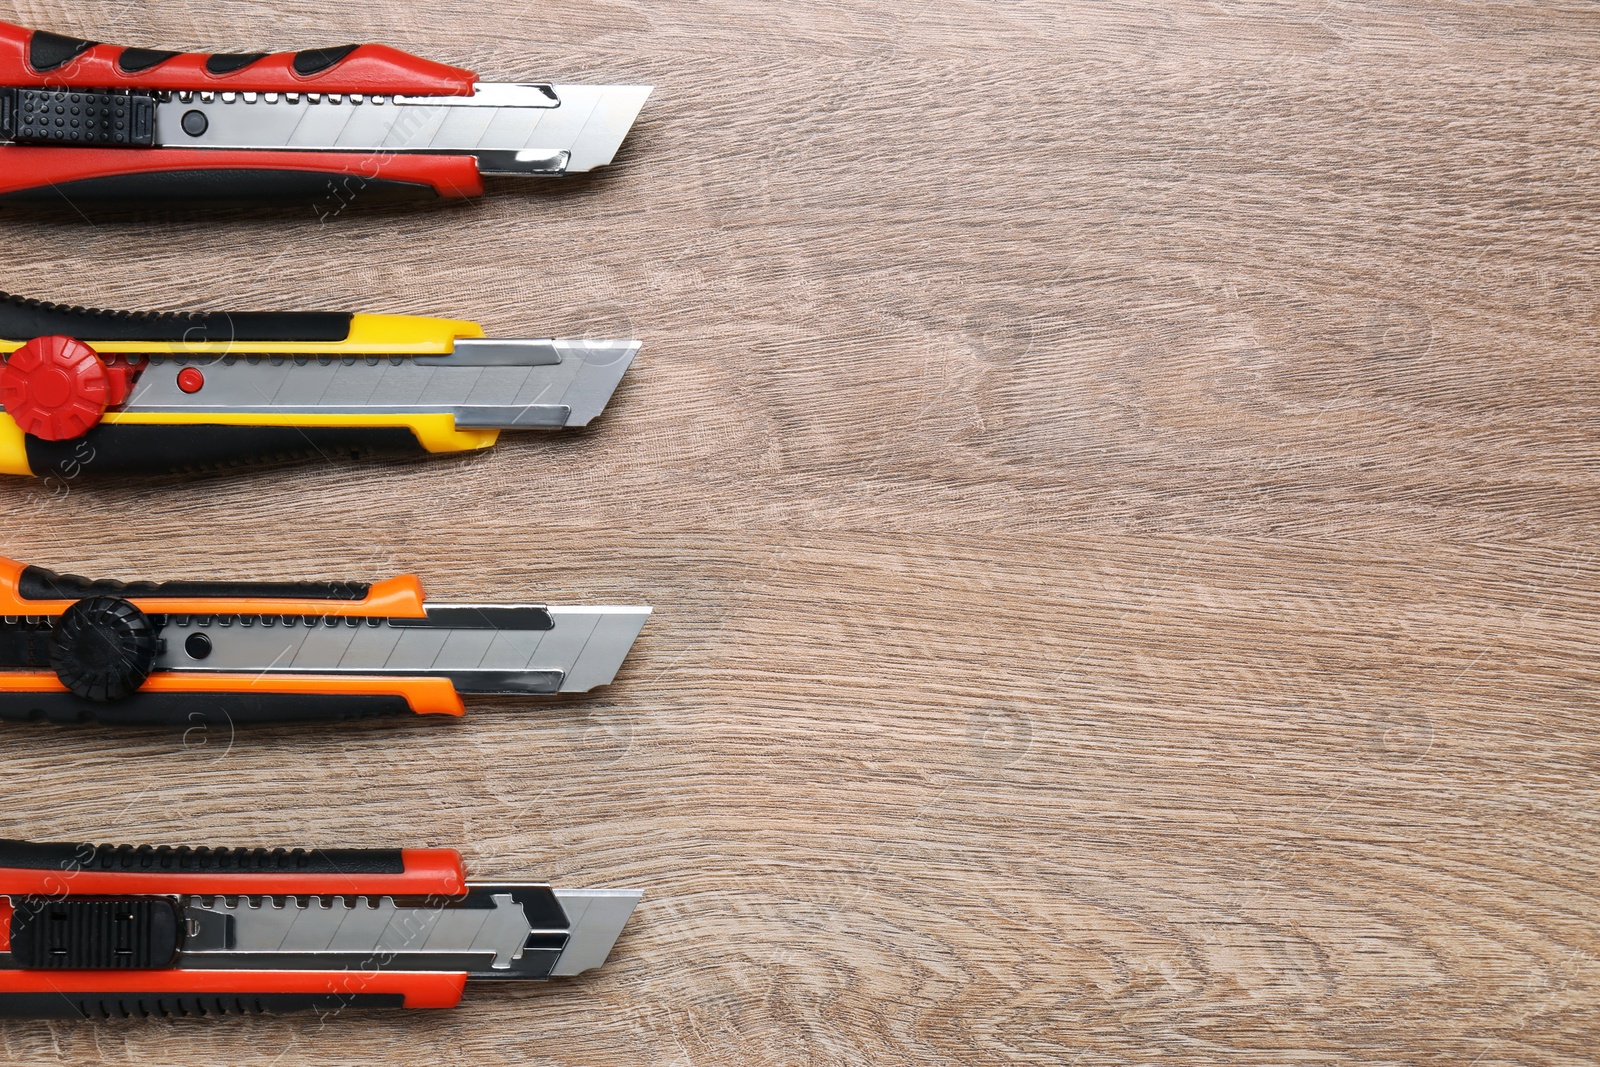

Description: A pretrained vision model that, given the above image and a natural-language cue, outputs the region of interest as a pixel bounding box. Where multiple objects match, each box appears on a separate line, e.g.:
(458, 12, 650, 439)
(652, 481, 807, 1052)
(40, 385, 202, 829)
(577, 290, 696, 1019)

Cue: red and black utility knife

(0, 837, 640, 1019)
(0, 22, 650, 201)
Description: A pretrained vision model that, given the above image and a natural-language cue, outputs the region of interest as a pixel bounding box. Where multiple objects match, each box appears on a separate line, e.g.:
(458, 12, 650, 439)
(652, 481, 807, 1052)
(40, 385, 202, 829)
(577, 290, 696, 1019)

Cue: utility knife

(0, 837, 639, 1018)
(0, 21, 651, 201)
(0, 555, 650, 726)
(0, 292, 638, 478)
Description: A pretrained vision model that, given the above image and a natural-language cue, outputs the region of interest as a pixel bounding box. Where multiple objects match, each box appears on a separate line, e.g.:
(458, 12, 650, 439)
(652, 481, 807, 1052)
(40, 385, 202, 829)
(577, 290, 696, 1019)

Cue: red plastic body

(0, 847, 467, 898)
(0, 21, 476, 96)
(0, 845, 473, 1008)
(0, 23, 488, 198)
(0, 969, 468, 1008)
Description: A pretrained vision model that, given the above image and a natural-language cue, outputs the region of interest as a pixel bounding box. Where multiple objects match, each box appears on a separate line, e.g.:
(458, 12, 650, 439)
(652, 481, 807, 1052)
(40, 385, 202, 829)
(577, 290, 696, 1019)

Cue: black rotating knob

(48, 597, 160, 702)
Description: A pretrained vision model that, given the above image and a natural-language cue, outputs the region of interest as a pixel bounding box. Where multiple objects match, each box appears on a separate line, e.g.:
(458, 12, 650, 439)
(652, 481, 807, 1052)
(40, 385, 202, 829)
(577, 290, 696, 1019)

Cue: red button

(30, 368, 73, 408)
(177, 367, 205, 394)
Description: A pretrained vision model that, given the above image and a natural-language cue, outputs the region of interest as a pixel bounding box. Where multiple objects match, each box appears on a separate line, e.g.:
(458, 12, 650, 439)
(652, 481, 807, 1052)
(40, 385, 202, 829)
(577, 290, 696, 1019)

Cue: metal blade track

(150, 83, 652, 174)
(174, 884, 640, 978)
(179, 889, 556, 975)
(117, 339, 638, 430)
(0, 886, 639, 979)
(153, 604, 650, 694)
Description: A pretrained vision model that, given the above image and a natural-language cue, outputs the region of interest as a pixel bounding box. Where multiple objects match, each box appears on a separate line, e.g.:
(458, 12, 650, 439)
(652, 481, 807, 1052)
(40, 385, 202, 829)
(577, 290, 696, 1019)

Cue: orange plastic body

(0, 672, 466, 716)
(0, 556, 465, 716)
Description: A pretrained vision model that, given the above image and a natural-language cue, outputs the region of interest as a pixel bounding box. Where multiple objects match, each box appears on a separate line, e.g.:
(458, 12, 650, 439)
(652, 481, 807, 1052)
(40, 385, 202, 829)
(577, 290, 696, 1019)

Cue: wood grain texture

(0, 0, 1597, 1063)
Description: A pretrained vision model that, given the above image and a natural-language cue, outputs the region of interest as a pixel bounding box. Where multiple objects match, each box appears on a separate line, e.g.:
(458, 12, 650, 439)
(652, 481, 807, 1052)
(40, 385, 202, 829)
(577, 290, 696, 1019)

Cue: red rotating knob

(0, 336, 111, 441)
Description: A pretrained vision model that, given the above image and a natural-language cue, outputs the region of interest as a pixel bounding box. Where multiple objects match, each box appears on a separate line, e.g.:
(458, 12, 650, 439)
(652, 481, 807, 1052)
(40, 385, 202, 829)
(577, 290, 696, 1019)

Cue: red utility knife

(0, 22, 651, 201)
(0, 837, 641, 1019)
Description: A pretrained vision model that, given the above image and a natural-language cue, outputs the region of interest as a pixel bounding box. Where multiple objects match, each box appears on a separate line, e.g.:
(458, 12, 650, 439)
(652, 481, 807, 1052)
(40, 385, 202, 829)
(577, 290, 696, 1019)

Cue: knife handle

(0, 986, 456, 1019)
(0, 290, 356, 344)
(14, 422, 445, 479)
(0, 21, 476, 95)
(0, 838, 465, 897)
(0, 556, 426, 617)
(0, 147, 485, 202)
(0, 687, 454, 727)
(0, 557, 465, 722)
(9, 561, 372, 604)
(0, 838, 471, 1017)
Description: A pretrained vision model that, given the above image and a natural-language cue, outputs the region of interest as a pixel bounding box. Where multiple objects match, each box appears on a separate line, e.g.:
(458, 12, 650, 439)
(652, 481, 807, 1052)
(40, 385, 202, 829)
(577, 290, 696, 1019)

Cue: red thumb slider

(0, 336, 135, 440)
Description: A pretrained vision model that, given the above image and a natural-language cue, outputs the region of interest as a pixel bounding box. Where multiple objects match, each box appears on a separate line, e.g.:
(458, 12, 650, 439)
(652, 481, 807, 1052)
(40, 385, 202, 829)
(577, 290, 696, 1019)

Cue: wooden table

(1, 0, 1597, 1062)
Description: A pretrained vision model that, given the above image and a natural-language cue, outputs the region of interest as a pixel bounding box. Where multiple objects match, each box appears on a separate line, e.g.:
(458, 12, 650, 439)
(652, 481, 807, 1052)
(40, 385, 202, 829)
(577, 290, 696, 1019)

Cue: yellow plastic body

(0, 415, 27, 476)
(0, 312, 503, 476)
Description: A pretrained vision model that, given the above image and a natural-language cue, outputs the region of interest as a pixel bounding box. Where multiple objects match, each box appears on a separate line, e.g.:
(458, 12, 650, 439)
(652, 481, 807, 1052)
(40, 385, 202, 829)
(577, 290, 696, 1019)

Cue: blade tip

(550, 888, 642, 975)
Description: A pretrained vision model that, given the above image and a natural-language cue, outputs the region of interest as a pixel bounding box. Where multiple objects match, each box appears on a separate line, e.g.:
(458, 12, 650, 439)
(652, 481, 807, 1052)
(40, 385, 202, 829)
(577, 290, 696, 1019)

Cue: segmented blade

(182, 892, 542, 968)
(154, 605, 651, 694)
(118, 339, 639, 430)
(151, 83, 652, 174)
(177, 884, 640, 979)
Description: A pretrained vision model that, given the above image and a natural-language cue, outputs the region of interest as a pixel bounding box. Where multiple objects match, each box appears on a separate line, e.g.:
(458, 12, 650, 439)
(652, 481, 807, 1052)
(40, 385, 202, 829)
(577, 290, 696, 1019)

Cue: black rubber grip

(204, 52, 268, 75)
(0, 992, 405, 1019)
(0, 838, 406, 875)
(16, 565, 370, 603)
(293, 45, 359, 76)
(0, 291, 352, 343)
(0, 691, 415, 726)
(28, 30, 96, 73)
(25, 424, 431, 476)
(116, 47, 181, 74)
